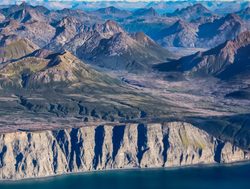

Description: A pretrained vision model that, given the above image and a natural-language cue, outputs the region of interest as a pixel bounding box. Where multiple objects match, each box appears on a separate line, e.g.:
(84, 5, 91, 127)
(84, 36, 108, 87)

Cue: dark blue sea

(1, 163, 250, 189)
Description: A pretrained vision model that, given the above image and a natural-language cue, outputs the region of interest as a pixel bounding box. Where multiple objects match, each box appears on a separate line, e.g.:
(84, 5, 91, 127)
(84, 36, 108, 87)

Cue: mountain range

(164, 3, 214, 21)
(155, 31, 250, 81)
(0, 1, 250, 181)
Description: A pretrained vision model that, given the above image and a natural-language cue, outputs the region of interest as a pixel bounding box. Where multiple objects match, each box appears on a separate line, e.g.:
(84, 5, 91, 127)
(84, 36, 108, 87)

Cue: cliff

(0, 122, 249, 180)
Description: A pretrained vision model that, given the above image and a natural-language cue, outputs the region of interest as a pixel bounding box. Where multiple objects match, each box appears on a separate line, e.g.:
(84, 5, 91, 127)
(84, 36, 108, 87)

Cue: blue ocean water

(1, 163, 250, 189)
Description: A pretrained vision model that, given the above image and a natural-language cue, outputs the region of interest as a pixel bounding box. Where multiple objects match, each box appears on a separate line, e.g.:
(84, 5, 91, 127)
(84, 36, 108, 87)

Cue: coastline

(0, 122, 249, 181)
(2, 159, 250, 183)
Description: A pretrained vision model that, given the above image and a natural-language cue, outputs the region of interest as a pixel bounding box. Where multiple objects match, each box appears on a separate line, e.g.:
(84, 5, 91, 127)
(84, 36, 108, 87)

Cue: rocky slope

(0, 122, 248, 180)
(0, 50, 117, 88)
(0, 36, 39, 64)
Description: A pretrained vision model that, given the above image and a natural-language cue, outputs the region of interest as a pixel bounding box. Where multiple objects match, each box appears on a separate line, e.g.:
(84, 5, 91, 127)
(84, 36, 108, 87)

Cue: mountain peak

(133, 7, 158, 17)
(130, 32, 156, 47)
(98, 6, 120, 13)
(58, 16, 79, 26)
(167, 3, 213, 21)
(183, 3, 210, 13)
(224, 13, 242, 21)
(8, 3, 47, 23)
(94, 6, 131, 18)
(102, 20, 124, 34)
(192, 3, 209, 10)
(165, 19, 193, 34)
(19, 2, 29, 8)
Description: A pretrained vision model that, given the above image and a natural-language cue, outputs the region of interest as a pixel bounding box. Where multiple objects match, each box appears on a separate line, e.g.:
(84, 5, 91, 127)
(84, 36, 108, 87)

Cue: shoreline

(1, 159, 250, 183)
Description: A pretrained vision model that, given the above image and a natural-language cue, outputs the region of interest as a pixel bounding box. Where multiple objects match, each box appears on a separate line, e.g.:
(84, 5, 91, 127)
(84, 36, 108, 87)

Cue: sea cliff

(0, 122, 249, 180)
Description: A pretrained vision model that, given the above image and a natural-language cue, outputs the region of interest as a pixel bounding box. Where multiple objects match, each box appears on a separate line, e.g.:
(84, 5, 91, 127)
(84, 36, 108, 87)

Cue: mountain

(0, 18, 56, 47)
(132, 7, 158, 17)
(145, 1, 193, 13)
(0, 36, 39, 64)
(92, 6, 131, 18)
(1, 2, 49, 23)
(53, 19, 124, 56)
(155, 31, 250, 80)
(0, 4, 55, 47)
(47, 16, 84, 51)
(157, 20, 198, 47)
(165, 3, 214, 21)
(94, 20, 125, 37)
(49, 8, 94, 24)
(0, 13, 5, 22)
(0, 4, 96, 48)
(156, 13, 247, 48)
(236, 7, 250, 21)
(71, 20, 174, 72)
(0, 46, 171, 122)
(191, 14, 219, 25)
(47, 19, 174, 72)
(8, 6, 48, 23)
(79, 31, 173, 72)
(0, 50, 117, 88)
(197, 14, 247, 47)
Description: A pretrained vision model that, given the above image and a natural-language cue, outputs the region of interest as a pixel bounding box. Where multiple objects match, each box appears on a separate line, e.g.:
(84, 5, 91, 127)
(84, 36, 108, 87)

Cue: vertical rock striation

(0, 122, 249, 180)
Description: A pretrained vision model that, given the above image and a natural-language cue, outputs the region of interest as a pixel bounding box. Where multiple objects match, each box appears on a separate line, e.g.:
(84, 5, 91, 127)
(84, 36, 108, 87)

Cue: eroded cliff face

(0, 122, 249, 180)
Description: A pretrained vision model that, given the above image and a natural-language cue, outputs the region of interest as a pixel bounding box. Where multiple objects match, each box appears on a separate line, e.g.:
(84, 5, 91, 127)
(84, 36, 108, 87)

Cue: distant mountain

(191, 14, 219, 25)
(197, 13, 247, 47)
(212, 1, 250, 14)
(155, 31, 250, 80)
(1, 2, 49, 23)
(0, 2, 49, 17)
(8, 7, 47, 23)
(156, 13, 247, 48)
(92, 6, 131, 18)
(0, 5, 96, 48)
(0, 4, 55, 47)
(49, 8, 95, 24)
(236, 7, 250, 21)
(165, 3, 214, 21)
(132, 7, 158, 17)
(157, 20, 198, 47)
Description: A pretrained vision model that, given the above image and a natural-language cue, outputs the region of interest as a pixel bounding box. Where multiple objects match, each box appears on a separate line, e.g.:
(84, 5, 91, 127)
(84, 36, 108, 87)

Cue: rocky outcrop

(0, 122, 249, 180)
